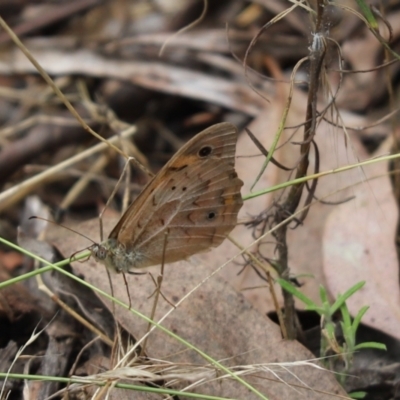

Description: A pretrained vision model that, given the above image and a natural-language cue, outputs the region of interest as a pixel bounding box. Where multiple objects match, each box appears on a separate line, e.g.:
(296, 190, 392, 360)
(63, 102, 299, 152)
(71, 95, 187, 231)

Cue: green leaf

(276, 278, 315, 307)
(352, 306, 369, 333)
(349, 391, 367, 399)
(355, 0, 378, 29)
(331, 281, 365, 314)
(354, 342, 387, 351)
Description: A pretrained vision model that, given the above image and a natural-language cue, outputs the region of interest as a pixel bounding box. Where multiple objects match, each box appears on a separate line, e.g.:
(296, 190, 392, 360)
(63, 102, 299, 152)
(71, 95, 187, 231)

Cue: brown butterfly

(90, 122, 243, 273)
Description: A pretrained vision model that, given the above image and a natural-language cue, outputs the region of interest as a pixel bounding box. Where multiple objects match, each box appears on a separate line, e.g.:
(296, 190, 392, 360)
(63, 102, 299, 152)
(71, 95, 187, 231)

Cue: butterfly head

(90, 243, 108, 260)
(89, 239, 122, 273)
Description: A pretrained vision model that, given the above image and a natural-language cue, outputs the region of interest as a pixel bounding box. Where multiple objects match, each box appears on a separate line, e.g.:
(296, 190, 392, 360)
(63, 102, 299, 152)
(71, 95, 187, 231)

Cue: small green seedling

(277, 279, 386, 381)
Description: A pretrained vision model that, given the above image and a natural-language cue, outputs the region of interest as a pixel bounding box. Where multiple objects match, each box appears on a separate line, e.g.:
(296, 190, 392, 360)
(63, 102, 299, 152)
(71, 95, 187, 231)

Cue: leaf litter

(0, 1, 399, 399)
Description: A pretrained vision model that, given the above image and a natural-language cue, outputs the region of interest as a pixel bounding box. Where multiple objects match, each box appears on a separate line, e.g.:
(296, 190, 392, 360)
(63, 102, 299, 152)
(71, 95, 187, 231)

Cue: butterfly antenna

(29, 216, 97, 245)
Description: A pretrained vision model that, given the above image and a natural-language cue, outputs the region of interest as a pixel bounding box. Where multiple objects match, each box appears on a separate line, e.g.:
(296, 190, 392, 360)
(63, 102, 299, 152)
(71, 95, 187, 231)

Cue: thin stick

(140, 229, 170, 356)
(0, 15, 128, 159)
(159, 0, 208, 56)
(0, 128, 135, 212)
(60, 152, 110, 211)
(98, 155, 133, 242)
(228, 235, 287, 339)
(121, 272, 132, 310)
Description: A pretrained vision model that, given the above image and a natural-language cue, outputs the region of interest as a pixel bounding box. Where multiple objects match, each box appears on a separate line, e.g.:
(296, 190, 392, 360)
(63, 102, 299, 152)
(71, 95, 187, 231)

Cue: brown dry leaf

(224, 88, 371, 315)
(323, 136, 400, 340)
(50, 217, 347, 399)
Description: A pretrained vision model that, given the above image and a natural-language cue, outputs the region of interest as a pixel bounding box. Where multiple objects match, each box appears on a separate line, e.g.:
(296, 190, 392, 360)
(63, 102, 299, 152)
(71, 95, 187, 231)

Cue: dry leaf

(323, 137, 400, 340)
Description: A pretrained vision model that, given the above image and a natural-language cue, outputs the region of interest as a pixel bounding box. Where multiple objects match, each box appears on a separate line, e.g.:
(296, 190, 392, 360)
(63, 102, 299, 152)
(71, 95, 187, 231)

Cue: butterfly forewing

(104, 122, 243, 271)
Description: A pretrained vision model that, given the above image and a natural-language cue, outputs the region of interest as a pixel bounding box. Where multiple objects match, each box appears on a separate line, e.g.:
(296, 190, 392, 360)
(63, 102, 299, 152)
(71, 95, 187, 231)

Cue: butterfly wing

(110, 122, 243, 270)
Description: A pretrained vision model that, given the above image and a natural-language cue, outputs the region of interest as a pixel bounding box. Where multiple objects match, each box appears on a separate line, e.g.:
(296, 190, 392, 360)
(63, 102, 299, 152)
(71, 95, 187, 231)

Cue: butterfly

(90, 122, 243, 273)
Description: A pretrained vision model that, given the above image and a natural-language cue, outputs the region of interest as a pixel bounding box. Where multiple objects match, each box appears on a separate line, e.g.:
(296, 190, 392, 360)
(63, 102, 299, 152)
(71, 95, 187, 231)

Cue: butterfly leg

(140, 230, 175, 356)
(146, 271, 175, 308)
